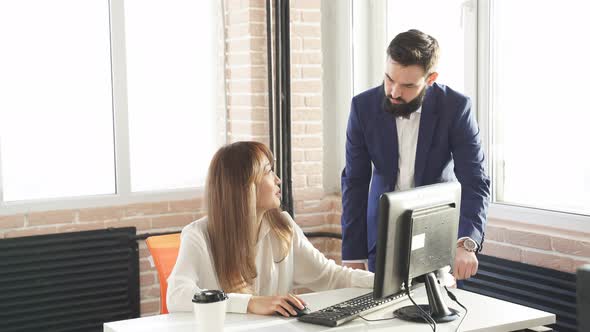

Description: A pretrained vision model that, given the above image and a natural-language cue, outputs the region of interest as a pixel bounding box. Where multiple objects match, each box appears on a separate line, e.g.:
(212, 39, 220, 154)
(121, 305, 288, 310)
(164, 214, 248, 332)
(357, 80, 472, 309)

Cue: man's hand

(247, 293, 306, 317)
(453, 246, 478, 280)
(343, 262, 366, 270)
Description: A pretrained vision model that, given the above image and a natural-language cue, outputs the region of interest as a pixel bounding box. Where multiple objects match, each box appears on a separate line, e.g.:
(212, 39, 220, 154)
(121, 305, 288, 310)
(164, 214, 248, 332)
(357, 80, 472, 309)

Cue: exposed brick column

(288, 0, 342, 263)
(224, 0, 270, 144)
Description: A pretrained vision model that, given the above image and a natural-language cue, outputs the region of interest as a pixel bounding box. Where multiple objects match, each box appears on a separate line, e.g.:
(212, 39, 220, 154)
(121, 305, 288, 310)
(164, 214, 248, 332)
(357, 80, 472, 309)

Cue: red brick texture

(481, 219, 590, 274)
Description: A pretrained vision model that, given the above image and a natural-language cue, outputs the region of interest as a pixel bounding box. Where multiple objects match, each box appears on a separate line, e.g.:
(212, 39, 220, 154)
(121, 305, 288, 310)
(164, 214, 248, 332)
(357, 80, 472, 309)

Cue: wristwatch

(458, 238, 478, 252)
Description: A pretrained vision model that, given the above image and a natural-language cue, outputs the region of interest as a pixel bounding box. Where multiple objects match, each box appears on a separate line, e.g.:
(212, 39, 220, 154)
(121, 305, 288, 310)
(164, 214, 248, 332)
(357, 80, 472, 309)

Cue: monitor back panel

(407, 205, 458, 280)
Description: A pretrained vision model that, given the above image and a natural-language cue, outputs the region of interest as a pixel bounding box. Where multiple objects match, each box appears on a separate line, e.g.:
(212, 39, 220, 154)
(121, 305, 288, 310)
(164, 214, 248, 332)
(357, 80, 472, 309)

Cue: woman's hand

(246, 293, 307, 317)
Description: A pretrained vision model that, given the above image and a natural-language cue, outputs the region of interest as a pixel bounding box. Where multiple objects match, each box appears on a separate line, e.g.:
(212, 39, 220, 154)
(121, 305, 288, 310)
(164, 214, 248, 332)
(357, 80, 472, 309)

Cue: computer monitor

(373, 182, 462, 323)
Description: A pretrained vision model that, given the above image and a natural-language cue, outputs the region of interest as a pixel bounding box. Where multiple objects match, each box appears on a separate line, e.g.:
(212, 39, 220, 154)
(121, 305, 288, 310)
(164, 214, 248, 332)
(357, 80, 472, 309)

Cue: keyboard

(297, 291, 406, 327)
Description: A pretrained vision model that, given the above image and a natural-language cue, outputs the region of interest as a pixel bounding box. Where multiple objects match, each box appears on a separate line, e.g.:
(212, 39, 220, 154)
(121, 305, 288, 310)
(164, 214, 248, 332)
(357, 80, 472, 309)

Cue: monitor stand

(394, 272, 460, 323)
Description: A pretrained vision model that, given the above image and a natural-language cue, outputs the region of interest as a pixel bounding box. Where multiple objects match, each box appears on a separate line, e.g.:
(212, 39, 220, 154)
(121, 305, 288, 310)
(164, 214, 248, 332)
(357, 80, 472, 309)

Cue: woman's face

(255, 157, 281, 214)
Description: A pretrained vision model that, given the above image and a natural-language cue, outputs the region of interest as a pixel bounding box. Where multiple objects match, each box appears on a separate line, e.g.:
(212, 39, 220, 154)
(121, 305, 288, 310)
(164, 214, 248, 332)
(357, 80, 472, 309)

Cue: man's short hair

(387, 29, 440, 75)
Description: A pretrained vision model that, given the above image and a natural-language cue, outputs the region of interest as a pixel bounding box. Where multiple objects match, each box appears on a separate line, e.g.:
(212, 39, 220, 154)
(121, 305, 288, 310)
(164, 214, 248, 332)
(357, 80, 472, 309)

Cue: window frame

(0, 0, 211, 216)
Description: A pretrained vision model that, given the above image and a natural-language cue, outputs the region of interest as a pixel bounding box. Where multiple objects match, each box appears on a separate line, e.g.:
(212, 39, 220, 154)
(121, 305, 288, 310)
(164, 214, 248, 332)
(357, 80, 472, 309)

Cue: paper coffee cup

(192, 289, 228, 332)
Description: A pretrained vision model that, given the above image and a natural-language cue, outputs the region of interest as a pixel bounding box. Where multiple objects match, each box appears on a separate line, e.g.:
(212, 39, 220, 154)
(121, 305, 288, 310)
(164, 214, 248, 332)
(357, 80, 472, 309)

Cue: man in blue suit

(341, 29, 490, 280)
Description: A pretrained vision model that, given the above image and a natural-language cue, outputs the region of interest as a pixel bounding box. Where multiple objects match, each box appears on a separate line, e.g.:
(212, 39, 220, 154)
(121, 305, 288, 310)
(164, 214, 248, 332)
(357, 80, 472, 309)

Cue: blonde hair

(206, 141, 293, 293)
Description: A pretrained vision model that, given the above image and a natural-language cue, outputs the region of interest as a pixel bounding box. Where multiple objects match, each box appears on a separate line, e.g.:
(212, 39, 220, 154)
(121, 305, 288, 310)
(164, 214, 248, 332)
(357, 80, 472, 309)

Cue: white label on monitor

(411, 233, 425, 251)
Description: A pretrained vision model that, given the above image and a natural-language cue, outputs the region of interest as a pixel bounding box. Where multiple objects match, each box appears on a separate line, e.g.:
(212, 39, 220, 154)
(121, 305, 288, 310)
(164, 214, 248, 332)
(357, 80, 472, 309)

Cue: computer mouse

(276, 300, 311, 317)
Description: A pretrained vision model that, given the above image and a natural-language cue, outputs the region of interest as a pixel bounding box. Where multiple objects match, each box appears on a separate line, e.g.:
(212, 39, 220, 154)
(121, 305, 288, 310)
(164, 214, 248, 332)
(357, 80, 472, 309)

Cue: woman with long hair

(166, 141, 373, 316)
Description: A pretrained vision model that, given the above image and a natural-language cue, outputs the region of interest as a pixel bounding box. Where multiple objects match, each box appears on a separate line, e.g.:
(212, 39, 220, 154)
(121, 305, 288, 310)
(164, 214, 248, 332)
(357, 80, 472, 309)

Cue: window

(0, 0, 115, 201)
(490, 0, 590, 215)
(351, 0, 589, 222)
(329, 0, 478, 192)
(386, 0, 477, 95)
(0, 0, 223, 207)
(124, 0, 220, 192)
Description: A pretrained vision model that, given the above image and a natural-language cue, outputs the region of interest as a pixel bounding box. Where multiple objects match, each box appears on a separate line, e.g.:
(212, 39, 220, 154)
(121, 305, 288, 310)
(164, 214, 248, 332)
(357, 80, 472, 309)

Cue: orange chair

(146, 233, 181, 314)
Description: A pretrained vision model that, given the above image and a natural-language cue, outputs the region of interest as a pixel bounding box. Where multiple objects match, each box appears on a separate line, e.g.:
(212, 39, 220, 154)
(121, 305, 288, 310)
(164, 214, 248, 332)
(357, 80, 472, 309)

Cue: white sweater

(166, 211, 374, 313)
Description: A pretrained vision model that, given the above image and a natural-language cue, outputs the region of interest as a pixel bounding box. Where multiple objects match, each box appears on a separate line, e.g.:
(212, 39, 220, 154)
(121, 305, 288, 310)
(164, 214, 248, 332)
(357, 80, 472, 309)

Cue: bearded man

(341, 29, 490, 281)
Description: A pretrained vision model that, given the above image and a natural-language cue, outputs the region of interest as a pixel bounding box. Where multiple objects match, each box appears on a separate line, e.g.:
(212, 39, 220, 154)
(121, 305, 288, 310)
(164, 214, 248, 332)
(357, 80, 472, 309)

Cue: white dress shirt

(166, 211, 374, 313)
(394, 108, 421, 191)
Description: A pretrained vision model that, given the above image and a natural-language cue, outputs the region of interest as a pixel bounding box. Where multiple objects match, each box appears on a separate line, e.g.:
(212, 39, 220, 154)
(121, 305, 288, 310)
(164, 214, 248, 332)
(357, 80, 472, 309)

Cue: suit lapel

(381, 110, 398, 185)
(414, 88, 438, 187)
(376, 88, 398, 186)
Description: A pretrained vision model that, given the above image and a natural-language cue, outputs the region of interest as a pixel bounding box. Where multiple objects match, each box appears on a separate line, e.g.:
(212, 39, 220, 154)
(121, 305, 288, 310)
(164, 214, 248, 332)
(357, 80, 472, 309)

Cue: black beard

(382, 86, 427, 118)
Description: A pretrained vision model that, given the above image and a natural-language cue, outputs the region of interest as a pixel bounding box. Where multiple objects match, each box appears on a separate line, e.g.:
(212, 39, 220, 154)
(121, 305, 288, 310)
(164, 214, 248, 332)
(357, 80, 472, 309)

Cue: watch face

(464, 239, 477, 251)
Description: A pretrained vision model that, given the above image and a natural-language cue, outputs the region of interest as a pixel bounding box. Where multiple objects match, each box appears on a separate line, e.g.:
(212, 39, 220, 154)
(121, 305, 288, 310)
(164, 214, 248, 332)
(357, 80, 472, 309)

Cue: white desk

(104, 287, 555, 332)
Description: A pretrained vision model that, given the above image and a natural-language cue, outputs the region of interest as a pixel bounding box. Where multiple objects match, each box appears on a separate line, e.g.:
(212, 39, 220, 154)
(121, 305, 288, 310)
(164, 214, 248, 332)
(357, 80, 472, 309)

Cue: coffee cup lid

(192, 289, 228, 304)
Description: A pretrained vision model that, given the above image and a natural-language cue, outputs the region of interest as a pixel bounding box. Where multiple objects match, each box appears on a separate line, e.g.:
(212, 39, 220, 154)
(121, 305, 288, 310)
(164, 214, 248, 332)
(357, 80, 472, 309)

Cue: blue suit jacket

(341, 83, 490, 271)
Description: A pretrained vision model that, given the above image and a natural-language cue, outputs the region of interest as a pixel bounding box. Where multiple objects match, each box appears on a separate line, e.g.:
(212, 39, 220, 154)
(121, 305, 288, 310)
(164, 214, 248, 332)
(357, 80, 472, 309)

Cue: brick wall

(289, 0, 342, 261)
(482, 218, 590, 273)
(225, 0, 269, 144)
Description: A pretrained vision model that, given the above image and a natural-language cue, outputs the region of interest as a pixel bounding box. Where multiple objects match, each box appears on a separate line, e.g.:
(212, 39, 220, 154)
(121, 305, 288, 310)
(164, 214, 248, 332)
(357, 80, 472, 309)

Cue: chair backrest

(146, 233, 181, 314)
